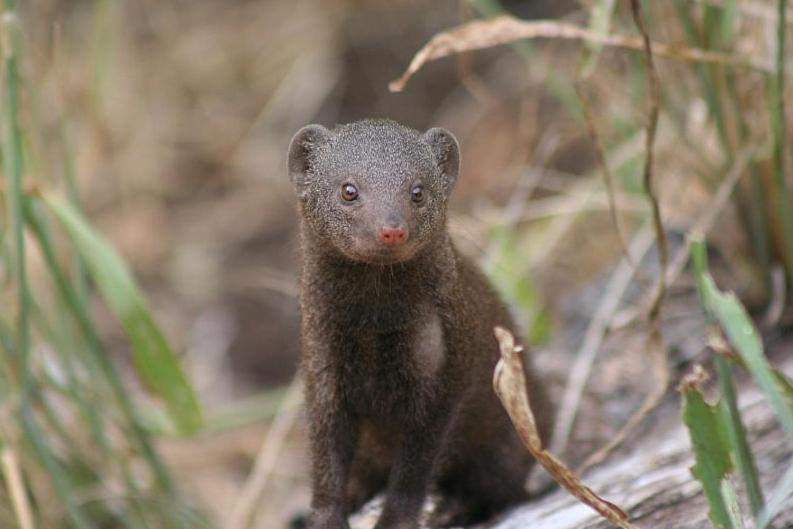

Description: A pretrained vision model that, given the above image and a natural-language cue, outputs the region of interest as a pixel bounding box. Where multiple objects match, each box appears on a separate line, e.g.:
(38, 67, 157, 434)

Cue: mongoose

(288, 119, 551, 529)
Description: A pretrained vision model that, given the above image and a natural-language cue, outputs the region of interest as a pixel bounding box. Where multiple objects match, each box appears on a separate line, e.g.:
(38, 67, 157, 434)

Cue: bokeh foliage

(0, 1, 204, 527)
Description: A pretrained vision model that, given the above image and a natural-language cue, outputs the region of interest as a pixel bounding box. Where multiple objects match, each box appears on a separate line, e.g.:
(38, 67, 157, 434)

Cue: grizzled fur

(288, 119, 551, 529)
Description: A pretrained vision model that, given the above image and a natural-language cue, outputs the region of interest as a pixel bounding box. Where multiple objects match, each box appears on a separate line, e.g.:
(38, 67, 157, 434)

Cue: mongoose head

(288, 119, 460, 264)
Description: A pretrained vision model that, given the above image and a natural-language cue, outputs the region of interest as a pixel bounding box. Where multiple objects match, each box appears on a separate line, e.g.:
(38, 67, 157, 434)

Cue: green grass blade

(672, 0, 731, 155)
(0, 315, 13, 354)
(758, 463, 793, 529)
(719, 0, 736, 43)
(690, 239, 793, 440)
(681, 384, 735, 529)
(1, 0, 30, 396)
(691, 236, 793, 529)
(40, 192, 203, 434)
(58, 118, 90, 301)
(692, 240, 767, 518)
(24, 201, 176, 494)
(0, 312, 17, 392)
(715, 356, 766, 518)
(768, 0, 793, 281)
(580, 0, 616, 77)
(19, 403, 96, 529)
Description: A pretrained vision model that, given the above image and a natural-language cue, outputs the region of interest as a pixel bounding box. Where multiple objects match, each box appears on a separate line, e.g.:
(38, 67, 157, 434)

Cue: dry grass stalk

(225, 380, 303, 529)
(575, 80, 636, 271)
(577, 327, 668, 473)
(576, 101, 757, 482)
(610, 147, 755, 332)
(630, 0, 667, 324)
(549, 225, 656, 456)
(577, 0, 671, 475)
(1, 446, 36, 529)
(389, 15, 769, 92)
(493, 326, 643, 529)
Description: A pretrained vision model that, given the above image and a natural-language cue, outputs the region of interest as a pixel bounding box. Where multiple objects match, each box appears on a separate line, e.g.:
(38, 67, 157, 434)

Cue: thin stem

(1, 0, 30, 394)
(770, 0, 793, 281)
(630, 0, 668, 323)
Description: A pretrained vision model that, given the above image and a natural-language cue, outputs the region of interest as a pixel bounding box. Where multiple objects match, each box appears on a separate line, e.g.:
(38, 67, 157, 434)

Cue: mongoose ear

(423, 127, 460, 196)
(288, 124, 330, 190)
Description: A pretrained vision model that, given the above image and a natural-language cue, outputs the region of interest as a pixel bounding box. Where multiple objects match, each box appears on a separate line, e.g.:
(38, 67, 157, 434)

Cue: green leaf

(40, 192, 202, 434)
(721, 479, 745, 529)
(691, 238, 793, 528)
(682, 385, 735, 529)
(692, 240, 767, 518)
(690, 239, 793, 441)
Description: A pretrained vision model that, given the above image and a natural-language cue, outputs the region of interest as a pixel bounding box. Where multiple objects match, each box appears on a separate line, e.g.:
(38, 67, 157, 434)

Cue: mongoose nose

(378, 226, 408, 246)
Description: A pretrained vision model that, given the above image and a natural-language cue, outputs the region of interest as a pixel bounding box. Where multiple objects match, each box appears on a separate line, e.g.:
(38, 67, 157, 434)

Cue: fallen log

(350, 355, 793, 529)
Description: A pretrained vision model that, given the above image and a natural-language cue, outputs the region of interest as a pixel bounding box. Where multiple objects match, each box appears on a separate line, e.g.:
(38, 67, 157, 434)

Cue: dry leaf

(390, 15, 768, 92)
(492, 326, 643, 529)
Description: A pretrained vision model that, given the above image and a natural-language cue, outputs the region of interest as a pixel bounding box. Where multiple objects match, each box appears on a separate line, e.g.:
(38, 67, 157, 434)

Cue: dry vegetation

(1, 1, 793, 528)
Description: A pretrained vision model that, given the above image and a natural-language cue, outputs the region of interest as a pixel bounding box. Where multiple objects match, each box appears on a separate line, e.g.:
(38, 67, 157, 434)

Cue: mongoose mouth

(342, 240, 420, 265)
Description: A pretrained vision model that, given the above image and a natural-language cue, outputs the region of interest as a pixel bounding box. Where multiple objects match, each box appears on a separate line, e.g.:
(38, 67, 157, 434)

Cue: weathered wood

(493, 376, 793, 529)
(350, 358, 793, 529)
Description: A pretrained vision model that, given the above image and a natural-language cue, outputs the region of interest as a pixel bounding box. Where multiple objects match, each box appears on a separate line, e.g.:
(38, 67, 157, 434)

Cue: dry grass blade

(1, 446, 35, 529)
(582, 144, 753, 473)
(576, 81, 636, 271)
(578, 327, 668, 473)
(493, 327, 643, 529)
(571, 0, 673, 475)
(389, 15, 769, 92)
(550, 225, 656, 456)
(225, 379, 303, 529)
(611, 147, 755, 332)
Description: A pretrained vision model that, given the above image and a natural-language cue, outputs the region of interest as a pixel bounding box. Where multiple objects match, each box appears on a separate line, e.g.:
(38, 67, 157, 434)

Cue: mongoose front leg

(373, 408, 451, 529)
(305, 365, 358, 529)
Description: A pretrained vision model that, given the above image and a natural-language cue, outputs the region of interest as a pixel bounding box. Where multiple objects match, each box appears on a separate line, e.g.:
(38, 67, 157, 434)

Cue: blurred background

(1, 0, 792, 528)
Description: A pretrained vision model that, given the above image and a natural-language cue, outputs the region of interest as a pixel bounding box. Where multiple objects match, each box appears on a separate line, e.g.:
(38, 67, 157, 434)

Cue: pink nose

(378, 226, 408, 246)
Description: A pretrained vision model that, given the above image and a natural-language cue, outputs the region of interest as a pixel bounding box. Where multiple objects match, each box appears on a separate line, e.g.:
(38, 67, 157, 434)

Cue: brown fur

(288, 119, 551, 529)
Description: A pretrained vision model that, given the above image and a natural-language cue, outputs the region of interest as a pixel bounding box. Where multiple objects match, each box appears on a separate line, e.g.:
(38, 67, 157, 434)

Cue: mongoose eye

(341, 183, 359, 202)
(411, 185, 424, 204)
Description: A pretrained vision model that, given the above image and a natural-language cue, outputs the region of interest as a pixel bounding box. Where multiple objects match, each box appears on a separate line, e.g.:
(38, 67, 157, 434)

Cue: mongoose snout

(378, 226, 408, 246)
